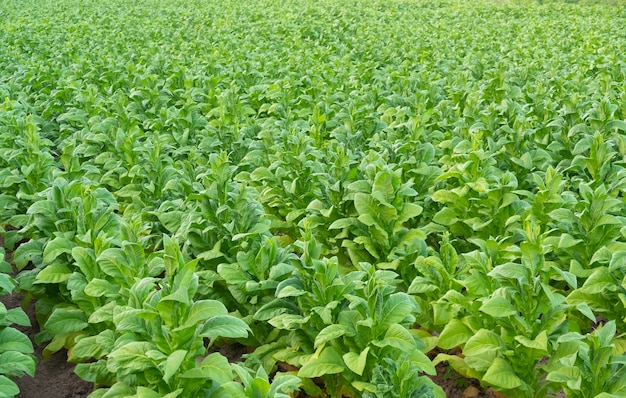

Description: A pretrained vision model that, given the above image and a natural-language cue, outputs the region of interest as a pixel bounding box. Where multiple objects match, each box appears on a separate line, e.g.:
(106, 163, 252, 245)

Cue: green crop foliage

(0, 247, 36, 397)
(1, 0, 626, 396)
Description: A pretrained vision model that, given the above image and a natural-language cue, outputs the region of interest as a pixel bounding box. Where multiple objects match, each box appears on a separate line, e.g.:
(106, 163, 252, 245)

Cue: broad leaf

(479, 296, 517, 318)
(342, 347, 369, 376)
(437, 319, 474, 349)
(298, 346, 345, 378)
(162, 350, 187, 384)
(199, 315, 250, 341)
(314, 324, 347, 349)
(482, 357, 522, 390)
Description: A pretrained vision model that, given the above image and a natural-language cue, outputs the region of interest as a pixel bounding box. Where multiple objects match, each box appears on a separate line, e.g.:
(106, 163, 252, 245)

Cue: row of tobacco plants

(2, 0, 626, 396)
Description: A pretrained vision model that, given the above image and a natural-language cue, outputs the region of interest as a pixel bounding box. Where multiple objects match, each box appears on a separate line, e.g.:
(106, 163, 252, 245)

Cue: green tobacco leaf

(254, 298, 298, 320)
(195, 353, 233, 384)
(479, 296, 517, 318)
(463, 329, 503, 372)
(431, 189, 464, 204)
(113, 309, 151, 333)
(159, 286, 190, 307)
(550, 265, 578, 290)
(97, 248, 132, 279)
(372, 323, 415, 351)
(354, 193, 396, 226)
(45, 307, 88, 335)
(218, 381, 248, 397)
(199, 315, 250, 341)
(437, 319, 473, 349)
(378, 292, 416, 328)
(608, 371, 626, 396)
(297, 346, 345, 378)
(548, 208, 576, 223)
(347, 180, 371, 193)
(546, 366, 581, 390)
(0, 351, 36, 377)
(352, 381, 376, 393)
(269, 374, 301, 396)
(162, 350, 187, 384)
(232, 220, 271, 240)
(89, 301, 116, 324)
(396, 203, 423, 226)
(353, 236, 380, 259)
(43, 334, 73, 360)
(433, 354, 481, 379)
(408, 276, 438, 294)
(0, 327, 34, 354)
(482, 357, 522, 390)
(328, 218, 359, 230)
(177, 300, 228, 330)
(74, 360, 113, 385)
(84, 278, 118, 297)
(372, 170, 395, 205)
(0, 375, 19, 398)
(314, 324, 347, 349)
(408, 348, 437, 375)
(5, 308, 30, 327)
(69, 335, 102, 363)
(115, 184, 142, 198)
(607, 120, 626, 132)
(43, 237, 76, 264)
(489, 262, 527, 281)
(95, 329, 116, 352)
(0, 274, 12, 297)
(107, 342, 155, 373)
(155, 211, 183, 234)
(268, 314, 309, 330)
(217, 263, 250, 285)
(230, 363, 254, 390)
(342, 347, 369, 376)
(248, 378, 271, 397)
(433, 207, 458, 226)
(12, 240, 43, 270)
(576, 267, 615, 295)
(96, 382, 135, 397)
(196, 241, 225, 262)
(514, 331, 548, 353)
(34, 263, 73, 284)
(0, 195, 20, 210)
(357, 213, 379, 228)
(557, 233, 583, 249)
(414, 328, 438, 353)
(467, 178, 489, 193)
(128, 387, 163, 398)
(71, 247, 98, 279)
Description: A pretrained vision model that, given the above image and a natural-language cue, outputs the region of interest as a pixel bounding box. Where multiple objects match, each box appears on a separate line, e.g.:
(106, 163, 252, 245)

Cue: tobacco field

(1, 0, 626, 396)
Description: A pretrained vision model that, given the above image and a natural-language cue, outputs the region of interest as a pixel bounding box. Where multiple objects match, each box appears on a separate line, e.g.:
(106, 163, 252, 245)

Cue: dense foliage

(2, 0, 626, 396)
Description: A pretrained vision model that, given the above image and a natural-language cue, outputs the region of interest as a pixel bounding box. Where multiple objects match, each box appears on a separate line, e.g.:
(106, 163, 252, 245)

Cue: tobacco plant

(435, 226, 572, 397)
(80, 236, 250, 397)
(545, 321, 626, 397)
(255, 238, 442, 397)
(0, 247, 36, 397)
(328, 162, 426, 270)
